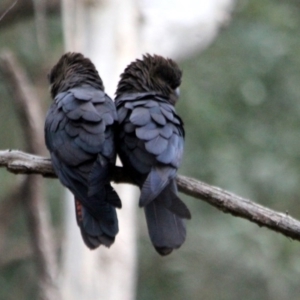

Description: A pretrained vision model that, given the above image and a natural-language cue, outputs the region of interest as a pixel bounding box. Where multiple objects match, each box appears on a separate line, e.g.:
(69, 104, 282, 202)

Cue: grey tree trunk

(60, 0, 139, 299)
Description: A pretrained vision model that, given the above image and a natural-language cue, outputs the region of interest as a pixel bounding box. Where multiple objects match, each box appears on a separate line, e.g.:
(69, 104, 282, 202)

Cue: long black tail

(75, 186, 120, 249)
(144, 180, 191, 255)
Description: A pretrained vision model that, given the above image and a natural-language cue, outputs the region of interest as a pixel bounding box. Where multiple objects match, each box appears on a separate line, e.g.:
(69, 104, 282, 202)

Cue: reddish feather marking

(75, 199, 83, 222)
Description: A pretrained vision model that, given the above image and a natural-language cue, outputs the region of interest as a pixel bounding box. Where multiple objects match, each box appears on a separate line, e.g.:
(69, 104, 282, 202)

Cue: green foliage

(138, 0, 300, 299)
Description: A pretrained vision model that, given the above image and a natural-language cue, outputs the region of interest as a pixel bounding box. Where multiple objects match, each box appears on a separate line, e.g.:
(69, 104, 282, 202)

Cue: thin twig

(0, 0, 18, 22)
(0, 51, 44, 152)
(0, 52, 59, 300)
(0, 149, 300, 243)
(0, 0, 59, 28)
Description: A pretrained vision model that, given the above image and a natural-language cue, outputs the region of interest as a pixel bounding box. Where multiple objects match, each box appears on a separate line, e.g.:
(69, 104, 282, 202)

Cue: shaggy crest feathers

(116, 54, 182, 104)
(49, 52, 104, 98)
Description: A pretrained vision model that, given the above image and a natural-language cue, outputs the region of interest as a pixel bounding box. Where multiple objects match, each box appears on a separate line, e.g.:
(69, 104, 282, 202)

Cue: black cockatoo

(115, 54, 191, 255)
(45, 52, 121, 249)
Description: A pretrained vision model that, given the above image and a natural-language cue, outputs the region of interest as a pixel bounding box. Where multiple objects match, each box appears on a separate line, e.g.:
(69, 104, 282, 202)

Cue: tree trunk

(60, 0, 139, 299)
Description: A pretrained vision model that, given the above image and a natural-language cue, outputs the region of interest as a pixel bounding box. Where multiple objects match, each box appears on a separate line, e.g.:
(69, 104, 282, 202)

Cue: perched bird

(115, 54, 191, 255)
(45, 52, 121, 249)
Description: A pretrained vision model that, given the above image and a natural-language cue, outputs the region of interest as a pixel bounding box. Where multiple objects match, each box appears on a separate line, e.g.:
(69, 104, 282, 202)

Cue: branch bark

(0, 149, 299, 243)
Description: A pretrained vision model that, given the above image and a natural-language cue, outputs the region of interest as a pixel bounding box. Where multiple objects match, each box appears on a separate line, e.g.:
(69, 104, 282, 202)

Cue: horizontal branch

(1, 149, 300, 243)
(0, 150, 54, 176)
(177, 176, 298, 239)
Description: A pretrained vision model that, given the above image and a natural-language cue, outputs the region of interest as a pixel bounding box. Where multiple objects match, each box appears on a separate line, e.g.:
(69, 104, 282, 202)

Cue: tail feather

(144, 180, 190, 255)
(158, 181, 191, 219)
(139, 166, 176, 207)
(105, 185, 122, 208)
(75, 199, 118, 249)
(144, 199, 186, 256)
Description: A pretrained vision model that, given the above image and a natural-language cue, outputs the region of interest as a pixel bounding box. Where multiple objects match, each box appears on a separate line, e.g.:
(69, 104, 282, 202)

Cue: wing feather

(116, 92, 184, 190)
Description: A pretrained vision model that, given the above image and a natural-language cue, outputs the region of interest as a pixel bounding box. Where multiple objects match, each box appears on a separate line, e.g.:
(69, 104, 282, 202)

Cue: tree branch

(177, 176, 298, 239)
(0, 150, 54, 176)
(0, 149, 299, 243)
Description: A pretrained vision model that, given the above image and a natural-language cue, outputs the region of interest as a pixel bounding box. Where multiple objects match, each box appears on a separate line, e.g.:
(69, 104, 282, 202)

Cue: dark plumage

(115, 54, 191, 255)
(45, 52, 121, 249)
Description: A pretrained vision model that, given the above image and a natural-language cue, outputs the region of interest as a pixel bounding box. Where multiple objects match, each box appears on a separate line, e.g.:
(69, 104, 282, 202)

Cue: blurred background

(1, 0, 300, 299)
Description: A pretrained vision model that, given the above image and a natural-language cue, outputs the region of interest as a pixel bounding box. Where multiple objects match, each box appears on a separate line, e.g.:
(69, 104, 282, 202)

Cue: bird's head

(116, 54, 182, 105)
(48, 52, 104, 98)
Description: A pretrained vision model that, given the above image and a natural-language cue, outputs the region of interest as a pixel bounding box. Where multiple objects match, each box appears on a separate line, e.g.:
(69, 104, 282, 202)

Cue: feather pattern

(45, 53, 121, 249)
(115, 54, 190, 255)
